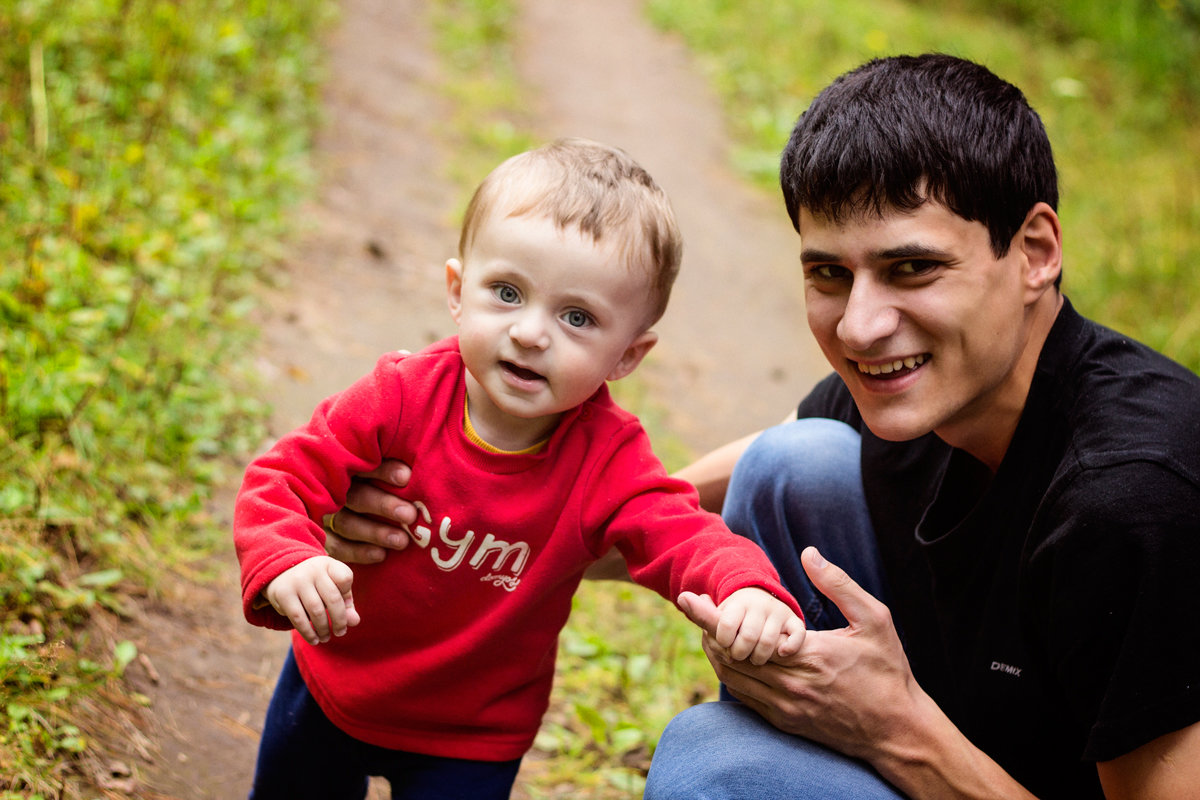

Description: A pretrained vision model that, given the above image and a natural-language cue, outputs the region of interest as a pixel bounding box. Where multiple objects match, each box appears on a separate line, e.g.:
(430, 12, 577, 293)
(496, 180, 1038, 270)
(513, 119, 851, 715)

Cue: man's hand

(264, 555, 360, 646)
(324, 459, 418, 564)
(683, 547, 922, 756)
(678, 587, 805, 665)
(681, 547, 1040, 798)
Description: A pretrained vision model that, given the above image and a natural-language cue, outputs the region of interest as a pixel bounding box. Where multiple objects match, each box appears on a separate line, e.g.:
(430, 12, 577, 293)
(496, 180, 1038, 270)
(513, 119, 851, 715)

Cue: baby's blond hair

(458, 138, 682, 325)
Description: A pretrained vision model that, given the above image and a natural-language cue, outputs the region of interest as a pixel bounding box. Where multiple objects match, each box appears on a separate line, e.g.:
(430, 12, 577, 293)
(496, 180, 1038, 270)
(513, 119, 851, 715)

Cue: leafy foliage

(646, 0, 1200, 375)
(430, 0, 538, 195)
(0, 0, 332, 790)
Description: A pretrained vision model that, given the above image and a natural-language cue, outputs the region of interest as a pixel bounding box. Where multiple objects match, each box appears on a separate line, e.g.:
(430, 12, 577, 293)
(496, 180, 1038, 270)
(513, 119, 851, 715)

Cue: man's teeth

(857, 354, 927, 375)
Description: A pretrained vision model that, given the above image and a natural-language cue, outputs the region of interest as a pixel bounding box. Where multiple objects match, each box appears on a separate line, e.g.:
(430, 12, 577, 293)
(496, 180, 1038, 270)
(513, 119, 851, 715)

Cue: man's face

(800, 201, 1039, 455)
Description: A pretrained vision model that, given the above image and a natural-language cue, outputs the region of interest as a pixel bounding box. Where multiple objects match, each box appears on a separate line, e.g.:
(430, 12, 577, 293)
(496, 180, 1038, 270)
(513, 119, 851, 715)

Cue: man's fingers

(800, 546, 886, 629)
(323, 525, 388, 564)
(348, 458, 412, 486)
(677, 592, 721, 634)
(342, 482, 417, 529)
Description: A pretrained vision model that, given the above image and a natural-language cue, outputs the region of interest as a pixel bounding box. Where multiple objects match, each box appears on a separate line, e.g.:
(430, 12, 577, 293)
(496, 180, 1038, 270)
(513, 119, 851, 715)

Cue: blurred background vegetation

(1, 0, 332, 793)
(1, 0, 1197, 795)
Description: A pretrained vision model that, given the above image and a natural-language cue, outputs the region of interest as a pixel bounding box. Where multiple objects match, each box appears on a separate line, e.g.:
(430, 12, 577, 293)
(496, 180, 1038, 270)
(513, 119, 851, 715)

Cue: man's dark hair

(780, 54, 1058, 257)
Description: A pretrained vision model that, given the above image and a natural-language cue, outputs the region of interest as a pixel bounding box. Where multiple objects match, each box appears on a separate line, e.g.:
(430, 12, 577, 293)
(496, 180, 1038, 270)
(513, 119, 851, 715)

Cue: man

(326, 55, 1200, 797)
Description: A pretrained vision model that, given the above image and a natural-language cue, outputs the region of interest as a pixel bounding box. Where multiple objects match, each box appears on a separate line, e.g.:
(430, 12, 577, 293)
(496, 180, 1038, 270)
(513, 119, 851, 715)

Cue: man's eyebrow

(875, 242, 952, 260)
(799, 248, 840, 264)
(800, 242, 952, 264)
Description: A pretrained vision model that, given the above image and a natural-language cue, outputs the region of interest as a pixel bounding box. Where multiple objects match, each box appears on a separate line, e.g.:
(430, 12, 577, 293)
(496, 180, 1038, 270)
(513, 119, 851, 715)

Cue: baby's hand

(264, 555, 360, 645)
(713, 587, 806, 665)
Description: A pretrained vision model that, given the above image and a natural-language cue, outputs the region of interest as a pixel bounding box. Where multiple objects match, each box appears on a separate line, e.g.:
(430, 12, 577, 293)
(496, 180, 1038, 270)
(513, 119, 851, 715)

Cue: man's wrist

(870, 690, 1037, 800)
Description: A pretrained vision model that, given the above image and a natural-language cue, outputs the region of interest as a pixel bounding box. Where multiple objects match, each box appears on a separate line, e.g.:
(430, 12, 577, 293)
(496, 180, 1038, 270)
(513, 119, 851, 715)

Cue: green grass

(645, 0, 1200, 375)
(0, 0, 333, 792)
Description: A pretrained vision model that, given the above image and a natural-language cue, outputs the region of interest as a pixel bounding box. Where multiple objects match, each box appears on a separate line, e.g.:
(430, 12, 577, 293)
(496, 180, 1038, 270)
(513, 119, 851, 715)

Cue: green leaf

(112, 640, 137, 675)
(78, 568, 123, 589)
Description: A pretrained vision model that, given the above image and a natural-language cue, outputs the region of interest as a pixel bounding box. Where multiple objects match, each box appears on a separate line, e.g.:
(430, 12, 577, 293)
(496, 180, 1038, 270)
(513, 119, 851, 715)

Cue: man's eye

(494, 284, 520, 303)
(809, 265, 849, 280)
(894, 260, 934, 276)
(563, 309, 592, 328)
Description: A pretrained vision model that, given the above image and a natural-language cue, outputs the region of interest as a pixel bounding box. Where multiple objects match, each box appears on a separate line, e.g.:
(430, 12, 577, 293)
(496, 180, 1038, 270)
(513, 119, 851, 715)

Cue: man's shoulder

(796, 372, 862, 426)
(1050, 309, 1200, 478)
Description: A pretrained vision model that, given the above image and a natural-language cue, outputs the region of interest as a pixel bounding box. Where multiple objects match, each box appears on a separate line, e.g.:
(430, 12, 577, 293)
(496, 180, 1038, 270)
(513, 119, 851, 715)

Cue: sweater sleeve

(581, 421, 803, 619)
(233, 353, 407, 629)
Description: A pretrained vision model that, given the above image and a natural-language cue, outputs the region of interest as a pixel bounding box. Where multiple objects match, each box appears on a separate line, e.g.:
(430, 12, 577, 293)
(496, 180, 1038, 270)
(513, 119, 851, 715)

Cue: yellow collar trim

(463, 398, 547, 455)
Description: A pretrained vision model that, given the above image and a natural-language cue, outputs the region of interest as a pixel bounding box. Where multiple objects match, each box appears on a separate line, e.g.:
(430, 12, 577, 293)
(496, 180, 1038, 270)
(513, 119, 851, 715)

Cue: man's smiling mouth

(856, 353, 928, 377)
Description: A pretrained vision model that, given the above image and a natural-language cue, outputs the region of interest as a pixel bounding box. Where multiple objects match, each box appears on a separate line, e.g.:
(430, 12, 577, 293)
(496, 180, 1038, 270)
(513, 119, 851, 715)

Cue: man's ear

(446, 259, 464, 324)
(1018, 202, 1063, 302)
(607, 331, 658, 382)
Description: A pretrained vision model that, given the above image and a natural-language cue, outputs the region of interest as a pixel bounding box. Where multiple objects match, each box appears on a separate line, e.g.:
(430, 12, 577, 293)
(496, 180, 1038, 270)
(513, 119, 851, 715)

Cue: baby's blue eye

(494, 285, 520, 303)
(564, 310, 591, 328)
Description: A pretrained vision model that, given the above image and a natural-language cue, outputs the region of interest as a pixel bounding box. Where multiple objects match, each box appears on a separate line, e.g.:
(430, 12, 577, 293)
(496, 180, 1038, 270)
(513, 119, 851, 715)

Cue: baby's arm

(679, 588, 805, 665)
(264, 556, 360, 646)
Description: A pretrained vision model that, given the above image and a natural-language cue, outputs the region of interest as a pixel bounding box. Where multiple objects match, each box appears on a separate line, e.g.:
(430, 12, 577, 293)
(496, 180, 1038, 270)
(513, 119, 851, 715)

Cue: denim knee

(727, 418, 865, 520)
(646, 702, 905, 800)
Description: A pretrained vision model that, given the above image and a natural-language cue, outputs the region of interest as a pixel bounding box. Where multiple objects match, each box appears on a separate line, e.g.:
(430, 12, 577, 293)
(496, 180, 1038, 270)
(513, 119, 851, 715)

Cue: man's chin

(854, 406, 937, 443)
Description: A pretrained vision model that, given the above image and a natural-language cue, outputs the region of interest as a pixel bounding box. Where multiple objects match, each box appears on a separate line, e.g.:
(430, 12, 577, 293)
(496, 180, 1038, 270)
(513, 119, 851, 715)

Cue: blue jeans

(250, 650, 522, 800)
(644, 419, 905, 800)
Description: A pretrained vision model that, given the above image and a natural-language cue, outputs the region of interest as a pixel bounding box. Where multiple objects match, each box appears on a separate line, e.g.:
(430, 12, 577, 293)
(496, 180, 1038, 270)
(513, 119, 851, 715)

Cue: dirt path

(115, 1, 824, 796)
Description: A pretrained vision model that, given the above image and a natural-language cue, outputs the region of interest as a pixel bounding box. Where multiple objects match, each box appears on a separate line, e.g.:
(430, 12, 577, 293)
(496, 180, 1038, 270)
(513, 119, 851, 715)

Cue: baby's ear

(607, 331, 658, 381)
(445, 259, 464, 324)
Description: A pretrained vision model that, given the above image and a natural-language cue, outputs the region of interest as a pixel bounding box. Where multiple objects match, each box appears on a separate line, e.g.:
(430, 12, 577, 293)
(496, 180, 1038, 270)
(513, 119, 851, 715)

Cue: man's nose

(836, 278, 901, 352)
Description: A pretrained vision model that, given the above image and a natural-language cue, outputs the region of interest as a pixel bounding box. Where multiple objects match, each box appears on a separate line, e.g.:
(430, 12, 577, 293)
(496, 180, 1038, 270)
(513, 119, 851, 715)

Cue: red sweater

(235, 338, 799, 760)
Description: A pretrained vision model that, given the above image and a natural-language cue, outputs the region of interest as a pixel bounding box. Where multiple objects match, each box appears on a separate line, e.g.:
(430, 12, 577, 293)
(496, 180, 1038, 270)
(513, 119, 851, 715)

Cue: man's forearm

(673, 430, 761, 513)
(870, 691, 1038, 800)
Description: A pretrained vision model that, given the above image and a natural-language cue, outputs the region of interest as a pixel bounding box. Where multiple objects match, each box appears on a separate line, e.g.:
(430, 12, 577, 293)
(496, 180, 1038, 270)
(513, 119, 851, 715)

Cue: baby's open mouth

(502, 361, 545, 382)
(856, 353, 928, 377)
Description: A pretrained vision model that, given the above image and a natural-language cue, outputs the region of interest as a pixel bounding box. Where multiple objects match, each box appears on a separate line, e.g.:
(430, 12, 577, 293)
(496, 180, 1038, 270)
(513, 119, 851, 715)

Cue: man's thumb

(677, 591, 721, 634)
(800, 546, 874, 626)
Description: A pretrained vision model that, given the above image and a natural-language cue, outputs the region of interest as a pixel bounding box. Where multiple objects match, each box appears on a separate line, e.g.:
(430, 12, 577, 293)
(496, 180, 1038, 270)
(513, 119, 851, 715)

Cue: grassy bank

(0, 0, 333, 792)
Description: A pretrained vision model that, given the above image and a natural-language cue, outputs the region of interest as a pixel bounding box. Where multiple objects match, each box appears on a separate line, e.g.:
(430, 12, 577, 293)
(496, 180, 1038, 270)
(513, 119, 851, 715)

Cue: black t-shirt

(796, 299, 1200, 798)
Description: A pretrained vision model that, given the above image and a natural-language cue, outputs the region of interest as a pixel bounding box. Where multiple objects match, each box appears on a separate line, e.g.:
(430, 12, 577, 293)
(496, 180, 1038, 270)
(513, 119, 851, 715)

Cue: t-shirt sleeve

(1028, 459, 1200, 762)
(578, 421, 803, 618)
(233, 352, 408, 629)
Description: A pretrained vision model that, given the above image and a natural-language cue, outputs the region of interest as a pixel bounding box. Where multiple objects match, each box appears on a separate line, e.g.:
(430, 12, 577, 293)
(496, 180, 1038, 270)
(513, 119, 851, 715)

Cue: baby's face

(447, 213, 658, 448)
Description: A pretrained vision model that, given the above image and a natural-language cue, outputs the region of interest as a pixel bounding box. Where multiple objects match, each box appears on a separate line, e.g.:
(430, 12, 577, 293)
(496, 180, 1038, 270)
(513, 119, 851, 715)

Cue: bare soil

(101, 0, 824, 796)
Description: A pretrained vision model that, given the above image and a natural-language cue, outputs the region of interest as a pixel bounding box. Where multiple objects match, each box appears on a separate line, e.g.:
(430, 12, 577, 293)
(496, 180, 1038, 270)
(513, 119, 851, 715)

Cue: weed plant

(0, 0, 332, 792)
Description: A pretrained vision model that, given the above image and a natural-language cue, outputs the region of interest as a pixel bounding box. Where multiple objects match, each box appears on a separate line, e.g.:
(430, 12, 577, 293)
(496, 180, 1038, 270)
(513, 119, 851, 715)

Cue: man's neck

(937, 292, 1064, 472)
